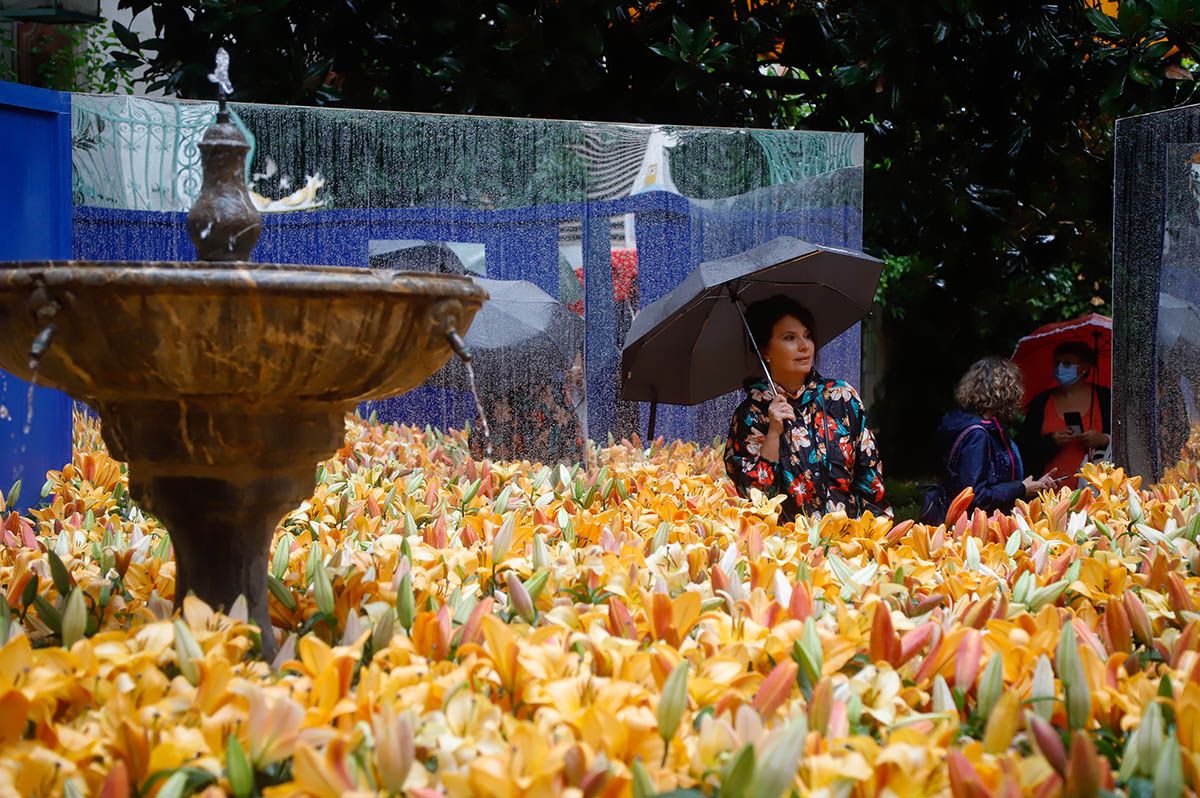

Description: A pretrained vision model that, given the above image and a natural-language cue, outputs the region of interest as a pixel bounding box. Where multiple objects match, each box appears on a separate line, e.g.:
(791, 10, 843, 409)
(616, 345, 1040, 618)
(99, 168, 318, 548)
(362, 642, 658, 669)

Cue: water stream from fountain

(23, 324, 56, 436)
(462, 359, 492, 457)
(21, 375, 36, 437)
(11, 371, 37, 483)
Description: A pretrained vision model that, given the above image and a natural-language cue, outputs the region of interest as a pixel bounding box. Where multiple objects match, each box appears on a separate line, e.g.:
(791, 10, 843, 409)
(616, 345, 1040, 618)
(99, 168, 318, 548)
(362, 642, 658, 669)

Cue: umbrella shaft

(732, 293, 778, 398)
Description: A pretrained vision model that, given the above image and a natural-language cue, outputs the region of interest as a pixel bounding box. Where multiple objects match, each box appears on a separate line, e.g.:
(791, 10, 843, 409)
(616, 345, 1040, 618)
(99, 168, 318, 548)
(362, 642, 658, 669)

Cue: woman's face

(764, 315, 815, 384)
(1053, 351, 1091, 386)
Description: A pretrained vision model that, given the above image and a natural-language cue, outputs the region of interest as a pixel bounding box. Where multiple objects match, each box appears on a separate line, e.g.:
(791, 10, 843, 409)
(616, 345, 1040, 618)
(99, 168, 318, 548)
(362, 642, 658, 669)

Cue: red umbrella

(1011, 313, 1112, 405)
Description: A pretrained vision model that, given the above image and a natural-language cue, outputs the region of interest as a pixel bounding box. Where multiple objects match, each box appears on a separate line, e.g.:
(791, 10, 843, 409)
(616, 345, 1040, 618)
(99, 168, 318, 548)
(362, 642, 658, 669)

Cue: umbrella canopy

(438, 277, 583, 391)
(1159, 293, 1200, 353)
(620, 236, 883, 406)
(368, 241, 486, 275)
(558, 254, 583, 310)
(1011, 313, 1112, 405)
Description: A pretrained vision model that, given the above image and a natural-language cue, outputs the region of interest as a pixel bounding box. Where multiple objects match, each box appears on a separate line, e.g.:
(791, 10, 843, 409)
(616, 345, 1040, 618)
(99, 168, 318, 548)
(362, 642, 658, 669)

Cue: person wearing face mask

(724, 295, 889, 520)
(1019, 341, 1111, 480)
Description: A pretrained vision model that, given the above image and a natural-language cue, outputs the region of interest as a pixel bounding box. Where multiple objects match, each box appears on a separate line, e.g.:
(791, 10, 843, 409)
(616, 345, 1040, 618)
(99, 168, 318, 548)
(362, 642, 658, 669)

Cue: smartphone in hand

(1063, 411, 1084, 436)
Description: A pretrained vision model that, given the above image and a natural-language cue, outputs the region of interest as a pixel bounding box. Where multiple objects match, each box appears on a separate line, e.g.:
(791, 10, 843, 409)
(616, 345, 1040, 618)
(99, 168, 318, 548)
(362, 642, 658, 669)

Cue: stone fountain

(0, 51, 486, 656)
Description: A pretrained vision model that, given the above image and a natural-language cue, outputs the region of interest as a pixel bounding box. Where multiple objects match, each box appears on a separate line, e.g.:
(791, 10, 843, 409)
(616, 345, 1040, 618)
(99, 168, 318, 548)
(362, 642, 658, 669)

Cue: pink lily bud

(506, 571, 535, 625)
(1065, 731, 1101, 798)
(1027, 713, 1067, 776)
(954, 630, 983, 692)
(947, 750, 988, 798)
(753, 660, 798, 719)
(898, 622, 936, 666)
(1123, 593, 1154, 647)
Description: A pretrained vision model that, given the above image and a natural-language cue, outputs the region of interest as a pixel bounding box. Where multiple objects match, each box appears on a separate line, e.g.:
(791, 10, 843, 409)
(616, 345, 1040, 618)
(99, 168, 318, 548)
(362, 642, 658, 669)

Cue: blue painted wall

(0, 81, 74, 511)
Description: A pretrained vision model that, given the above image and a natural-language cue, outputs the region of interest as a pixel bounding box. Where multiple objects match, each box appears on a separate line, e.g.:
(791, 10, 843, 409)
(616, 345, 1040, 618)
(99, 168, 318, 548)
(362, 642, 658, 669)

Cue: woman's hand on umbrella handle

(766, 392, 795, 432)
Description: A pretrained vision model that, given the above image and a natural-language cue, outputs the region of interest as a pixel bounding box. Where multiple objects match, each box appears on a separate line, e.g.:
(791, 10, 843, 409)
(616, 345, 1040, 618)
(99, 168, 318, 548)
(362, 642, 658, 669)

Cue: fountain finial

(208, 47, 235, 121)
(187, 47, 262, 262)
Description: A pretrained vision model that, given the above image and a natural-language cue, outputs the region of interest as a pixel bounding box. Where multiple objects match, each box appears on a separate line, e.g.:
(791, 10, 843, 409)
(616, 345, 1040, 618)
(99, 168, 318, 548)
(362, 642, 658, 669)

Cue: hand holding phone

(1063, 411, 1084, 436)
(1043, 468, 1069, 486)
(1023, 468, 1061, 496)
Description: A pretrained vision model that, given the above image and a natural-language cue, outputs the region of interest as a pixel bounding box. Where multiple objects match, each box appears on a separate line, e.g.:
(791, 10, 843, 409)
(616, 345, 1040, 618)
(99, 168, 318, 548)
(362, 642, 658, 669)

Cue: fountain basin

(0, 261, 486, 653)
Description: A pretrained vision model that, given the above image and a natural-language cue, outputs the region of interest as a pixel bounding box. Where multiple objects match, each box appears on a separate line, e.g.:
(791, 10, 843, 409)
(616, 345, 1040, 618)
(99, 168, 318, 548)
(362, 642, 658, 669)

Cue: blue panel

(0, 81, 73, 511)
(490, 224, 559, 296)
(582, 206, 618, 443)
(71, 198, 867, 446)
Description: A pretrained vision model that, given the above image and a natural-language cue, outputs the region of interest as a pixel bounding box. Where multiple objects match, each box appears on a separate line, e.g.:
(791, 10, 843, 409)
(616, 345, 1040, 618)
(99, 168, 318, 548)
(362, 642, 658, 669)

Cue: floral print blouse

(724, 372, 889, 519)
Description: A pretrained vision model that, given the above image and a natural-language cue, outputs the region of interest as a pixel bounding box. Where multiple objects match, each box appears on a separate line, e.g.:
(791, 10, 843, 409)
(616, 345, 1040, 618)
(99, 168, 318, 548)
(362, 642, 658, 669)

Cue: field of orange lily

(2, 412, 1200, 797)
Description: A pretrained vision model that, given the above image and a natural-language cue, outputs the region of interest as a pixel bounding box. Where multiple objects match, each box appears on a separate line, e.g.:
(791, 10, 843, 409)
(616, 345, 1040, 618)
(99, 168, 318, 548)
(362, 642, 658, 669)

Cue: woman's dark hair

(955, 357, 1025, 422)
(745, 295, 818, 352)
(1052, 340, 1096, 365)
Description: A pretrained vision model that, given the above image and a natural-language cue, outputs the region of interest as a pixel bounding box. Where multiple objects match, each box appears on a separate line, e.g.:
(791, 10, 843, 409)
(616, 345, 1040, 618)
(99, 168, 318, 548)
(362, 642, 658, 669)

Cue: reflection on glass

(368, 241, 486, 275)
(1158, 145, 1200, 473)
(70, 95, 864, 461)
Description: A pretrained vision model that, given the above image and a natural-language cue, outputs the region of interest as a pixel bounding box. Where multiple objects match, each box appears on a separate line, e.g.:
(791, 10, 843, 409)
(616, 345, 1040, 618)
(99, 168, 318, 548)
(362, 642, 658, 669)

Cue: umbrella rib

(1011, 317, 1112, 357)
(687, 308, 712, 402)
(1015, 317, 1112, 344)
(632, 293, 719, 352)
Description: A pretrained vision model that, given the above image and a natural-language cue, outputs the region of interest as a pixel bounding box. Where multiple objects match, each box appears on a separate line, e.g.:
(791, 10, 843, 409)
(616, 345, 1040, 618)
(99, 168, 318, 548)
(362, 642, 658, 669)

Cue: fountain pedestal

(0, 51, 487, 658)
(103, 397, 354, 637)
(0, 262, 484, 657)
(146, 472, 298, 638)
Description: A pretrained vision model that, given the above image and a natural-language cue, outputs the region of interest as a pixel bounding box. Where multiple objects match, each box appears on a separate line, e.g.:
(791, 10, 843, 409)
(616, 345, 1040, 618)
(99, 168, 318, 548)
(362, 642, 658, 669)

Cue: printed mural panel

(71, 95, 864, 463)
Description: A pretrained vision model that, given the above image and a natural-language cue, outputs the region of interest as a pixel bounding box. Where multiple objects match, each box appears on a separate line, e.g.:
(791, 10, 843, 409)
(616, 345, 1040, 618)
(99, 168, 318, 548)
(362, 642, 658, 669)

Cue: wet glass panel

(70, 95, 864, 463)
(1158, 144, 1200, 473)
(1112, 105, 1200, 479)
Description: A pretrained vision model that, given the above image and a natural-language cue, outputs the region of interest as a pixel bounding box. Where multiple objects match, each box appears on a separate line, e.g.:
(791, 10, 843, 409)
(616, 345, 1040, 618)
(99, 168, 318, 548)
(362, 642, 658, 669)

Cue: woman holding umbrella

(1013, 314, 1112, 479)
(1019, 341, 1111, 478)
(449, 276, 585, 464)
(724, 295, 889, 520)
(620, 235, 887, 515)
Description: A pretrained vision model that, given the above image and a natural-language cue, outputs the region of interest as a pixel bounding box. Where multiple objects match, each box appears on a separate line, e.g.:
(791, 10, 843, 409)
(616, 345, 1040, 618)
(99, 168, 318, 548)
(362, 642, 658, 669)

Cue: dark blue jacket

(936, 410, 1025, 513)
